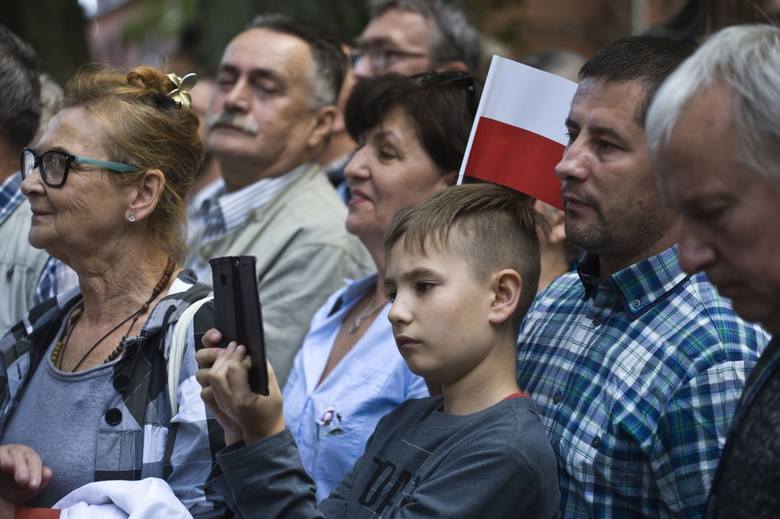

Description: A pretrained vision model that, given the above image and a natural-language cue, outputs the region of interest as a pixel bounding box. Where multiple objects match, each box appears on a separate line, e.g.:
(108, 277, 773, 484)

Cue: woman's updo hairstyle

(344, 71, 480, 176)
(62, 64, 203, 262)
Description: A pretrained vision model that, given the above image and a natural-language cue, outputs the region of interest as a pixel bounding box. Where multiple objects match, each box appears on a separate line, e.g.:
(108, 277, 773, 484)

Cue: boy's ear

(126, 168, 165, 222)
(488, 269, 522, 326)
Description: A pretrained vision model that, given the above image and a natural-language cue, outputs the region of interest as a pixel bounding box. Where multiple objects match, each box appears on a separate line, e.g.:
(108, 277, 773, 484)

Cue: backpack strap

(168, 295, 212, 416)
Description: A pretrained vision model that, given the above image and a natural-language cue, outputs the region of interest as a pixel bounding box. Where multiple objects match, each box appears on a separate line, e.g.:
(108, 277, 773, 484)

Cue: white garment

(54, 478, 192, 519)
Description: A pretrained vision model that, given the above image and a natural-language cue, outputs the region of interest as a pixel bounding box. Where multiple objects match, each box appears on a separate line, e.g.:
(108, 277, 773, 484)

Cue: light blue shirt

(283, 273, 428, 502)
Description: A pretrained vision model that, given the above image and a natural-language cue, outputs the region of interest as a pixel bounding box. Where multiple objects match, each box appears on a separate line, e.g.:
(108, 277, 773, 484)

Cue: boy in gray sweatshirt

(197, 183, 561, 518)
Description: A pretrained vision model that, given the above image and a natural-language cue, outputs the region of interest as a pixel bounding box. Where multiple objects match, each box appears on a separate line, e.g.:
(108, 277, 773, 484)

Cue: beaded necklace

(51, 258, 175, 371)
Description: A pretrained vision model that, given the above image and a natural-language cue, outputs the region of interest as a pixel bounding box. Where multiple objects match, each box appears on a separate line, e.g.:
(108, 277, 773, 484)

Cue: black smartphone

(209, 256, 269, 396)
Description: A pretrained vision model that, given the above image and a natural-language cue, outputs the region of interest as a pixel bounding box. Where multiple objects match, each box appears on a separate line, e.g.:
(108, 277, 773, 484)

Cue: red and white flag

(458, 56, 577, 210)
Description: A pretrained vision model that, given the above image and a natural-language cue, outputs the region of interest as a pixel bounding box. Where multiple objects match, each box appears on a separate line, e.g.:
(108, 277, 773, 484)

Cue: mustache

(207, 112, 259, 135)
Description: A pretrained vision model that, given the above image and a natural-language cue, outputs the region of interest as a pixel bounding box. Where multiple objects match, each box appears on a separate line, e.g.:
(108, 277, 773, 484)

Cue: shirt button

(113, 374, 129, 392)
(553, 392, 562, 404)
(632, 299, 641, 308)
(591, 435, 601, 448)
(105, 408, 122, 426)
(592, 316, 601, 326)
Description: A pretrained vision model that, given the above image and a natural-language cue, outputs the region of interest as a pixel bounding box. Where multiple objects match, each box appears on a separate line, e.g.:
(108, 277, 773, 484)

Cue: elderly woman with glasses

(0, 65, 226, 517)
(198, 71, 478, 505)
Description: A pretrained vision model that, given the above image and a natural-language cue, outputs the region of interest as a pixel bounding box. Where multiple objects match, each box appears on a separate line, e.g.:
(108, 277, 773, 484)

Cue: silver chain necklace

(347, 299, 386, 334)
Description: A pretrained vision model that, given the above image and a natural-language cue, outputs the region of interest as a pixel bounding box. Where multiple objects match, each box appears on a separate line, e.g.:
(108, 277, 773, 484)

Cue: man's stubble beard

(566, 200, 677, 263)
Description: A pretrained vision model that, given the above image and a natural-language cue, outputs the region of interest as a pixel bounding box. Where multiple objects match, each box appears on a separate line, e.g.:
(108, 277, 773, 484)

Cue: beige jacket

(188, 165, 374, 386)
(0, 198, 49, 335)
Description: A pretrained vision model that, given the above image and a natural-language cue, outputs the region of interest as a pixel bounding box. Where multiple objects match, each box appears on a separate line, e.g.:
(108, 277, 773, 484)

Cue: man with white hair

(647, 24, 780, 518)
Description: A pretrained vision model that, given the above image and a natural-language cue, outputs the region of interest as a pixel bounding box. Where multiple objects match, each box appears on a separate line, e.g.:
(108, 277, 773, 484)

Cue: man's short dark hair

(579, 35, 696, 123)
(0, 24, 41, 148)
(345, 71, 478, 174)
(370, 0, 481, 73)
(249, 14, 347, 108)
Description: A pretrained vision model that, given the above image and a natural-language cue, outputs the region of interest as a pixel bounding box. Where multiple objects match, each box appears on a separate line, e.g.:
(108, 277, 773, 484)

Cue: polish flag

(458, 56, 577, 210)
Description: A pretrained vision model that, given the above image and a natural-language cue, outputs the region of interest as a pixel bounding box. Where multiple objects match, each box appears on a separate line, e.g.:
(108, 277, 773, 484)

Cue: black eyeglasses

(21, 148, 139, 188)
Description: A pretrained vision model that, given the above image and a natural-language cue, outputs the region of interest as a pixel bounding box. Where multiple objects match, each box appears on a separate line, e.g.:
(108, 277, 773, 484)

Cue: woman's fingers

(41, 467, 53, 488)
(21, 450, 43, 489)
(10, 448, 30, 487)
(0, 445, 49, 493)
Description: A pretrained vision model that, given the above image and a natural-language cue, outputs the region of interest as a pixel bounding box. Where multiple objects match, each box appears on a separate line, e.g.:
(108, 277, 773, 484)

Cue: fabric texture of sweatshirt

(212, 394, 561, 518)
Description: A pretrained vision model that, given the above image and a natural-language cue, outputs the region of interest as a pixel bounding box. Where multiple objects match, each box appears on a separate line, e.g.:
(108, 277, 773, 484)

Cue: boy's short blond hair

(384, 183, 544, 329)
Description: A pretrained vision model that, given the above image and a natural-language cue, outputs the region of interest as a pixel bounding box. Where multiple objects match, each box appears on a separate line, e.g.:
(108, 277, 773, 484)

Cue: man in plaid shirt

(517, 35, 769, 517)
(0, 24, 49, 334)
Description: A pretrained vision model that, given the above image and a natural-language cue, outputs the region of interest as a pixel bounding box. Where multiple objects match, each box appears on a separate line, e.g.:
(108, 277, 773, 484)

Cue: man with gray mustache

(186, 15, 372, 386)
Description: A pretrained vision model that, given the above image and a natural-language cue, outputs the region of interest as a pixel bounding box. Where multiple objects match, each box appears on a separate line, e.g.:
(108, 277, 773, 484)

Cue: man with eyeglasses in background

(323, 0, 481, 197)
(0, 24, 48, 335)
(353, 0, 480, 78)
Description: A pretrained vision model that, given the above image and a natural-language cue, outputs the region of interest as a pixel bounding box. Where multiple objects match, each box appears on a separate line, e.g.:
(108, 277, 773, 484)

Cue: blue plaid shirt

(0, 172, 65, 305)
(1, 172, 62, 307)
(517, 246, 768, 518)
(0, 172, 25, 226)
(34, 256, 59, 304)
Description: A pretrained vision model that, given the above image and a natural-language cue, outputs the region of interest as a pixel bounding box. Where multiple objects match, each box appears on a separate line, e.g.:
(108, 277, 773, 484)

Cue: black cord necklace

(51, 258, 175, 372)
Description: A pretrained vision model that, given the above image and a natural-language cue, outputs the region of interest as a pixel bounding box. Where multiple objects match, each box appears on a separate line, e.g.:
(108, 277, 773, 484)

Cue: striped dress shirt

(186, 166, 306, 280)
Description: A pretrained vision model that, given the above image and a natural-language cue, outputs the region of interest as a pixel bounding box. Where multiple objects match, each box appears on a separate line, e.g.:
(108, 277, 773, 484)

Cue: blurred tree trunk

(194, 0, 369, 72)
(0, 0, 89, 85)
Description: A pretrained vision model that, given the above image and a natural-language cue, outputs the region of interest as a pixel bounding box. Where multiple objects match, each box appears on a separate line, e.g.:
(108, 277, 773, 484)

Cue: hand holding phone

(198, 340, 285, 444)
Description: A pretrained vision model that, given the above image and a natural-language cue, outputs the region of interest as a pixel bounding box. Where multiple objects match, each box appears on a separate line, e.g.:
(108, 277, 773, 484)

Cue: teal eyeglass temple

(72, 156, 139, 172)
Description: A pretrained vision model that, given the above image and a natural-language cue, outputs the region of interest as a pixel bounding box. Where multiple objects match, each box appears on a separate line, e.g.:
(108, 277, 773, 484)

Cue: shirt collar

(327, 273, 379, 317)
(341, 273, 379, 302)
(188, 177, 225, 219)
(213, 163, 310, 235)
(577, 245, 689, 316)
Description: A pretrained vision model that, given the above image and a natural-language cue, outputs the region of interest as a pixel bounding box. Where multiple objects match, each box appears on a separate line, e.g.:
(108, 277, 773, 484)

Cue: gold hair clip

(167, 72, 198, 109)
